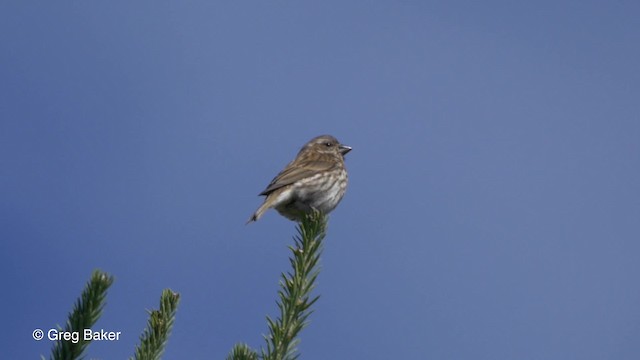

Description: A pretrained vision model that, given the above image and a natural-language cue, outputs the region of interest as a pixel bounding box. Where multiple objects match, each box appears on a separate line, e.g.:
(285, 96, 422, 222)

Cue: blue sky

(2, 1, 639, 359)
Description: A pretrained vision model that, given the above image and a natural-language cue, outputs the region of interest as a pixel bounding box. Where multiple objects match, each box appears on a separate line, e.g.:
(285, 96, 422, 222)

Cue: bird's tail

(246, 200, 272, 224)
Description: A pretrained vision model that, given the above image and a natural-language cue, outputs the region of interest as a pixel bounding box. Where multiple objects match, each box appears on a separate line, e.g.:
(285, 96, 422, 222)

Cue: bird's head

(302, 135, 352, 157)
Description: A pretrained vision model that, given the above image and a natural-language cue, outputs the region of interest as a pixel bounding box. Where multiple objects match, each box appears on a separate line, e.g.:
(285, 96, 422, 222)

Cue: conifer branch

(226, 343, 259, 360)
(131, 289, 181, 360)
(49, 269, 114, 360)
(229, 211, 327, 360)
(45, 271, 180, 360)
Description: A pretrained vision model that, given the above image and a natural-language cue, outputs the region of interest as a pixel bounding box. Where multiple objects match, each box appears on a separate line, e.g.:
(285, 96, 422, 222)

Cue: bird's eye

(325, 142, 333, 147)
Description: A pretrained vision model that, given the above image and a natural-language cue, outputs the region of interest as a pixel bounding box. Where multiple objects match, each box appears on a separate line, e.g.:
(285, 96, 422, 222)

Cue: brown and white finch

(247, 135, 352, 222)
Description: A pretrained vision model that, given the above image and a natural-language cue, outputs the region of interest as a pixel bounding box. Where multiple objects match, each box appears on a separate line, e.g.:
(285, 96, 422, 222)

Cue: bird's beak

(339, 144, 352, 155)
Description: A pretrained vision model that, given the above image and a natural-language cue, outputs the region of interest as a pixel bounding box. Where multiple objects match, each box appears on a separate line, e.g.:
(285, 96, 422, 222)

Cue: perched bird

(248, 135, 352, 223)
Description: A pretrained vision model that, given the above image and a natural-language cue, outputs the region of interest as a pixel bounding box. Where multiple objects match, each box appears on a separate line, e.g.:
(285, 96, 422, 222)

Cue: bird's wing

(259, 159, 336, 196)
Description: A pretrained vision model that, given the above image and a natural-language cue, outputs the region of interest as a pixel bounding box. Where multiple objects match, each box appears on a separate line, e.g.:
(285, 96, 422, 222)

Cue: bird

(247, 134, 352, 223)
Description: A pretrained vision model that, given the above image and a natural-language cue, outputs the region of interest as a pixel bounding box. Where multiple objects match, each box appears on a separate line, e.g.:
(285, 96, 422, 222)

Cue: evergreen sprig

(45, 271, 180, 360)
(226, 343, 259, 360)
(49, 269, 114, 360)
(131, 289, 181, 360)
(229, 211, 327, 360)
